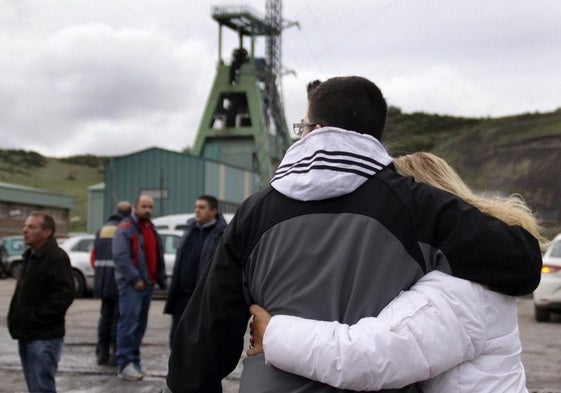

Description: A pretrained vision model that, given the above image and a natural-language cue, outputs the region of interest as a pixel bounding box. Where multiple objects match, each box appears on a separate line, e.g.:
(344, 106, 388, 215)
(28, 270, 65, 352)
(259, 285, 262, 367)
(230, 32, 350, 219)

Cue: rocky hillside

(385, 108, 561, 236)
(1, 107, 561, 235)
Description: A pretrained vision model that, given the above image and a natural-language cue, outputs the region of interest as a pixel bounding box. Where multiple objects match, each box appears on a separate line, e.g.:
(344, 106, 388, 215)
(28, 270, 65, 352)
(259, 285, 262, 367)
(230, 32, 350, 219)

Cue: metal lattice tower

(191, 2, 296, 186)
(266, 0, 282, 89)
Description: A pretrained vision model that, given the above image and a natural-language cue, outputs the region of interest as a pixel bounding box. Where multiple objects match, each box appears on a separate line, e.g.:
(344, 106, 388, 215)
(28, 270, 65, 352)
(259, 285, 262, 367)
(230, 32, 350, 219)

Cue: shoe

(133, 363, 146, 376)
(118, 363, 143, 381)
(96, 346, 110, 366)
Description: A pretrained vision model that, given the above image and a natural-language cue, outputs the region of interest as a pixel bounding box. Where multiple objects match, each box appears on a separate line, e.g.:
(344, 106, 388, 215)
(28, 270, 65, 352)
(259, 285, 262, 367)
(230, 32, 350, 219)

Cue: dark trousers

(97, 298, 119, 350)
(169, 297, 190, 349)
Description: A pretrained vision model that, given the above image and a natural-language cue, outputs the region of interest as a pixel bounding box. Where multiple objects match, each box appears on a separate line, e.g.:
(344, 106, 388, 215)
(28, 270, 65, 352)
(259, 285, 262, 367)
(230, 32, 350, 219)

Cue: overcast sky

(1, 0, 560, 157)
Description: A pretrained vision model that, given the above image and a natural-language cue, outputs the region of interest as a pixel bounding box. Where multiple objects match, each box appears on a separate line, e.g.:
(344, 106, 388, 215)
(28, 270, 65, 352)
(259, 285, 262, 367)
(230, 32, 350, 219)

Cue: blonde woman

(248, 152, 547, 393)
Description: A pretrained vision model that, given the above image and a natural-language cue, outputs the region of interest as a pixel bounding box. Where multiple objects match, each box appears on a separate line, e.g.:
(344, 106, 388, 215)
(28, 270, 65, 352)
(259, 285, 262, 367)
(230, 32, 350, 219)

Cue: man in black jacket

(8, 212, 75, 393)
(164, 76, 542, 393)
(164, 195, 228, 347)
(91, 200, 131, 366)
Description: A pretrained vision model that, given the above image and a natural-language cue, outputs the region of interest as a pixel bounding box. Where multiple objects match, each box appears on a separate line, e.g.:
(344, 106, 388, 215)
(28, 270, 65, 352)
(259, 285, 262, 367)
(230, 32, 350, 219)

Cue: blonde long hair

(393, 152, 549, 251)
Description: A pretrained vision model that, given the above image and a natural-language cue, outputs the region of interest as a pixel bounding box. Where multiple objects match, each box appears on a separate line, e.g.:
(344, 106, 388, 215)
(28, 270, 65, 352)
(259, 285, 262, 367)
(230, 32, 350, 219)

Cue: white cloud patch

(0, 23, 214, 156)
(385, 65, 493, 117)
(0, 0, 560, 156)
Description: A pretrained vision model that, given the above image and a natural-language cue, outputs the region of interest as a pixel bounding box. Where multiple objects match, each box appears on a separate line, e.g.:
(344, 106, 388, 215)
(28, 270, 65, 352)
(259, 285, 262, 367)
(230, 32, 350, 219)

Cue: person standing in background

(164, 195, 228, 347)
(8, 212, 75, 393)
(91, 200, 132, 366)
(112, 195, 167, 381)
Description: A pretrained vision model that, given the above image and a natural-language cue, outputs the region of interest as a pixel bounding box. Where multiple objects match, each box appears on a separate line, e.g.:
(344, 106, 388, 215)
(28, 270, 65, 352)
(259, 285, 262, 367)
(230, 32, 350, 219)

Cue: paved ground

(0, 277, 560, 393)
(0, 278, 243, 393)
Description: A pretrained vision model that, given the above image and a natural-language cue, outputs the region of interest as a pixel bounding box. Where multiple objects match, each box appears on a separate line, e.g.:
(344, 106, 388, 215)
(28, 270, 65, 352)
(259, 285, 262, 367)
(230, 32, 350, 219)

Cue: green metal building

(100, 147, 259, 226)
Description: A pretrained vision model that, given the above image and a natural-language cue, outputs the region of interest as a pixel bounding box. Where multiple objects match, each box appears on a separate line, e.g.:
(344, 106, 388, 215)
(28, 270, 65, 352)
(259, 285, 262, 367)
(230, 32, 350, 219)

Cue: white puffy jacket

(263, 271, 528, 393)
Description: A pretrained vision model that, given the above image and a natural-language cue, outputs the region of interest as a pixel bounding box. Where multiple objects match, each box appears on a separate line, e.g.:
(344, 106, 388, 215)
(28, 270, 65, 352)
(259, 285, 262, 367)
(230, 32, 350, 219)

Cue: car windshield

(549, 240, 561, 258)
(6, 238, 26, 255)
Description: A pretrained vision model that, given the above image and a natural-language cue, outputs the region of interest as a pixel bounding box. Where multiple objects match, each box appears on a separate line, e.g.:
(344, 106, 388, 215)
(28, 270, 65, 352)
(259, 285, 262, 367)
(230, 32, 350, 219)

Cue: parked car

(153, 229, 183, 299)
(157, 229, 182, 282)
(0, 235, 28, 278)
(533, 233, 561, 321)
(152, 213, 235, 231)
(60, 234, 95, 298)
(62, 228, 182, 299)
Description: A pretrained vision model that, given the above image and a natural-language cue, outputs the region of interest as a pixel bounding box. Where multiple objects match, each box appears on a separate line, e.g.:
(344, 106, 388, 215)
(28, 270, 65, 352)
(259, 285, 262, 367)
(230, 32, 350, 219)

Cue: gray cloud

(0, 0, 560, 157)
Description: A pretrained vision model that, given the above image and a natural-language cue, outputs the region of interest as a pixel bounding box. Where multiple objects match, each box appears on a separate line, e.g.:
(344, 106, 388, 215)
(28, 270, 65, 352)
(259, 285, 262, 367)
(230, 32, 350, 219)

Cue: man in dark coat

(8, 212, 75, 393)
(164, 195, 228, 347)
(91, 200, 131, 366)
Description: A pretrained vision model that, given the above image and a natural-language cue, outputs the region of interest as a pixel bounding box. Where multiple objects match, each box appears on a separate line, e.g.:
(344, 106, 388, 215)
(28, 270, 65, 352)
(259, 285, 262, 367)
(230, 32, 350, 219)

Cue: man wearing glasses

(292, 120, 319, 137)
(164, 76, 541, 393)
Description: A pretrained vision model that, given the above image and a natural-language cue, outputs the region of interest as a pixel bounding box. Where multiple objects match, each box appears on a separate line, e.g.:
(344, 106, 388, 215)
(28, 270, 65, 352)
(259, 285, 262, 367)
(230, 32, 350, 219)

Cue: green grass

(1, 107, 561, 235)
(0, 151, 104, 232)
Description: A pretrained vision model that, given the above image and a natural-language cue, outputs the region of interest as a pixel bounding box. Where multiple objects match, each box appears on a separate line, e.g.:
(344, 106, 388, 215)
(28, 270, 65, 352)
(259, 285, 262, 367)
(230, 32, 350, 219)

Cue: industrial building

(0, 181, 74, 237)
(87, 147, 260, 233)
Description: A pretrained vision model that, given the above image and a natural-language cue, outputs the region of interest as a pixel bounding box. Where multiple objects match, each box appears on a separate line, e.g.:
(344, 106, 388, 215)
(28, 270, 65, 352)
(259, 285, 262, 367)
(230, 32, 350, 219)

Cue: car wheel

(72, 269, 86, 298)
(10, 261, 23, 279)
(534, 305, 550, 322)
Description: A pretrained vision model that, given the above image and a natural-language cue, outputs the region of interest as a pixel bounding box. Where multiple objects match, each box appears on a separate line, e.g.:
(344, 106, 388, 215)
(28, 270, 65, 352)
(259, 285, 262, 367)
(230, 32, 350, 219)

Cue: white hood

(270, 127, 393, 201)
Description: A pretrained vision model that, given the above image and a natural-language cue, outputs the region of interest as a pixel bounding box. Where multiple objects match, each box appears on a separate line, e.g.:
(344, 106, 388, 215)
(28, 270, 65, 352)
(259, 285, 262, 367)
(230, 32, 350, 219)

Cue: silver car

(60, 234, 95, 298)
(533, 233, 561, 321)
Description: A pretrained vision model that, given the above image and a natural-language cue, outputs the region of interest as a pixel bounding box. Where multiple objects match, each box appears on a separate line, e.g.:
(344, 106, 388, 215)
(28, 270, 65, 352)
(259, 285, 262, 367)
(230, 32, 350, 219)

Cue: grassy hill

(0, 151, 105, 232)
(1, 107, 561, 236)
(385, 107, 561, 237)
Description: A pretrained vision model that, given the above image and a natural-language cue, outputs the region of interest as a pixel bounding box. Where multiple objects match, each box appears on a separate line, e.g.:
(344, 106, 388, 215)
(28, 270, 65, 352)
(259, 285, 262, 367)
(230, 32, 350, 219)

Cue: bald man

(112, 195, 167, 381)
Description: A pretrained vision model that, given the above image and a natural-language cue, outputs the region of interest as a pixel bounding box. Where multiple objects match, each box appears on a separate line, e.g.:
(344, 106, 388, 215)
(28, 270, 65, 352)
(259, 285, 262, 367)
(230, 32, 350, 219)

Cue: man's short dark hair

(197, 195, 218, 211)
(29, 212, 56, 238)
(307, 76, 388, 141)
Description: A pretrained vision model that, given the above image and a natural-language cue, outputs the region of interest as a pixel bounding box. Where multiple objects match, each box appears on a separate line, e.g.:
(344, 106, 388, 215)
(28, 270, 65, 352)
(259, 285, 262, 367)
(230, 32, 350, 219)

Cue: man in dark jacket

(91, 200, 131, 366)
(164, 76, 542, 393)
(164, 195, 228, 347)
(8, 212, 75, 393)
(112, 195, 167, 381)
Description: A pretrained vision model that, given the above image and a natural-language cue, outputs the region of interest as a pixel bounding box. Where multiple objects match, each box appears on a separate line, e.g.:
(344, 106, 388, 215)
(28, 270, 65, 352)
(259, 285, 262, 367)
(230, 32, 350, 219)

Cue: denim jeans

(18, 338, 63, 393)
(116, 282, 153, 372)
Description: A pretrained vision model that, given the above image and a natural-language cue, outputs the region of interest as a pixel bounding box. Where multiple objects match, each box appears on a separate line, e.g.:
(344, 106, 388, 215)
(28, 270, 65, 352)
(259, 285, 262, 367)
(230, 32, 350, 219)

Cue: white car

(152, 213, 235, 231)
(60, 234, 95, 298)
(61, 230, 183, 298)
(533, 233, 561, 321)
(156, 229, 183, 286)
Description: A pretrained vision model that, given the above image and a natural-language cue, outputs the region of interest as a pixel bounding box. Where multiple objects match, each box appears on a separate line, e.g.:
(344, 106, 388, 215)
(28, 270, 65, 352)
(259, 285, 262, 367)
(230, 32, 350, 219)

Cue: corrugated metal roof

(0, 181, 74, 209)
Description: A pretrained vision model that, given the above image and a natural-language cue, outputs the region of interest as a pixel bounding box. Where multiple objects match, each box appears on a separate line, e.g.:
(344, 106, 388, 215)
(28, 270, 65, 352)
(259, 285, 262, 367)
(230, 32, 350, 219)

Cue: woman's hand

(247, 304, 272, 356)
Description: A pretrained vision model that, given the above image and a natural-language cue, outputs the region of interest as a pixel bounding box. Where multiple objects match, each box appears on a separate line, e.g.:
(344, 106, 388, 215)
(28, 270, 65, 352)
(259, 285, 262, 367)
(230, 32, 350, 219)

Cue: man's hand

(134, 279, 145, 291)
(247, 304, 272, 356)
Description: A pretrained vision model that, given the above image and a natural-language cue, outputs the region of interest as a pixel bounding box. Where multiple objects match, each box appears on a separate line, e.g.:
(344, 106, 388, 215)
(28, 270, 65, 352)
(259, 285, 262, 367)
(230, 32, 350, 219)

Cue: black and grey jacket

(8, 238, 75, 341)
(165, 127, 542, 393)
